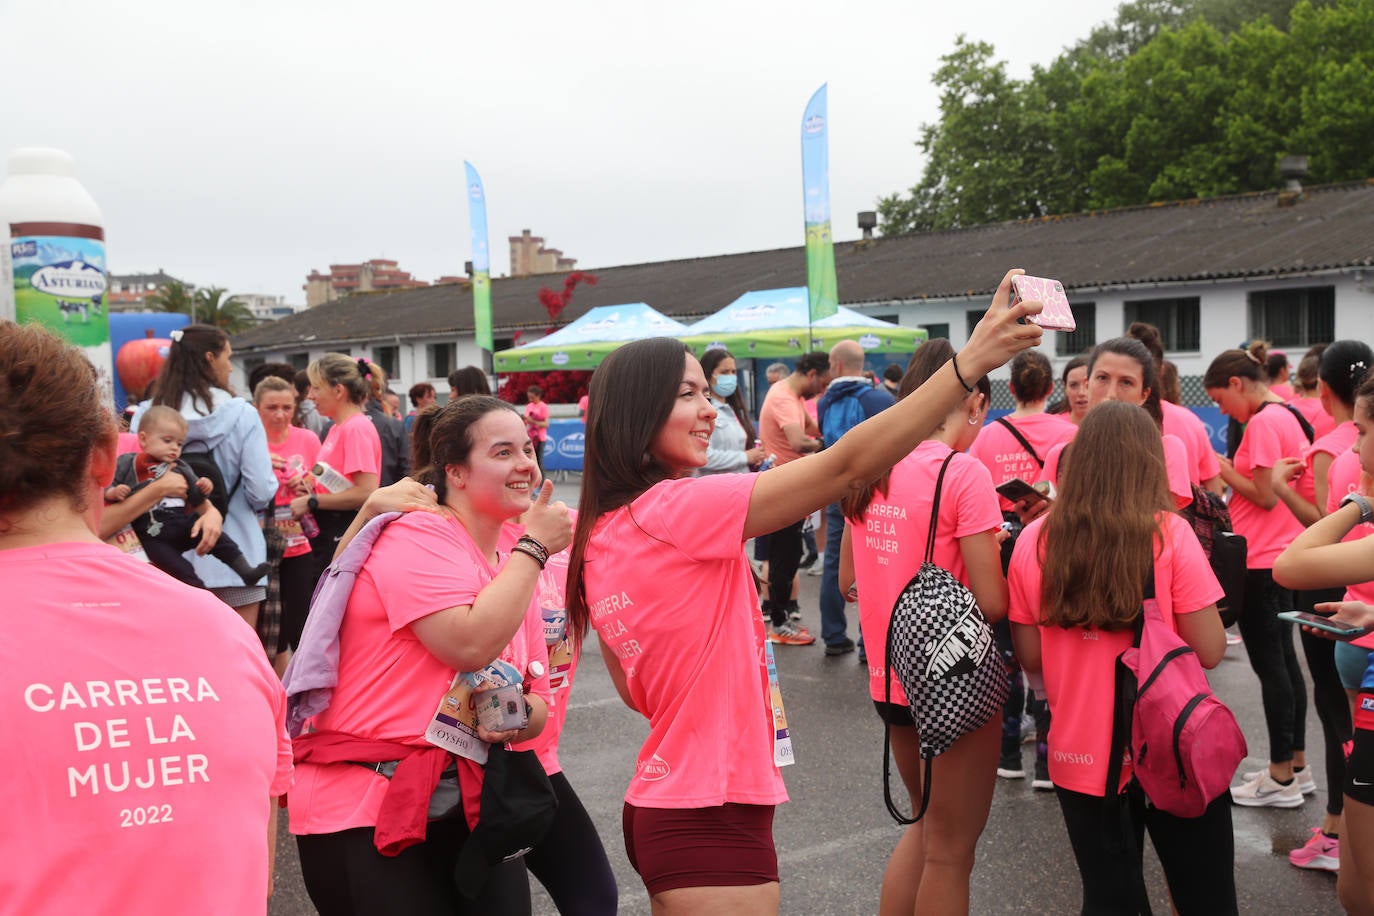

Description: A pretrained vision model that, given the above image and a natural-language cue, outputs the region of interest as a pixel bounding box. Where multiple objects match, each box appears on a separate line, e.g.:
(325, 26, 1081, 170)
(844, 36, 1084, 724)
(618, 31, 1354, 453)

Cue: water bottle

(311, 461, 353, 494)
(287, 457, 321, 537)
(757, 453, 777, 472)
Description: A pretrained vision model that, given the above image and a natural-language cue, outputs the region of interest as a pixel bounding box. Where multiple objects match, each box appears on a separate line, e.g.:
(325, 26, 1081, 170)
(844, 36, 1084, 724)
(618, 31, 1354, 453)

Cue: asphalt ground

(269, 474, 1345, 915)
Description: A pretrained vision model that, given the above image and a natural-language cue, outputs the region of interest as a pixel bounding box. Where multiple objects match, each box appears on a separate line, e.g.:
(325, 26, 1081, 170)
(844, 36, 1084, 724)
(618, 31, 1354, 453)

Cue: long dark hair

(1039, 401, 1172, 629)
(842, 339, 989, 521)
(148, 324, 230, 415)
(565, 337, 689, 644)
(699, 347, 757, 443)
(410, 396, 520, 503)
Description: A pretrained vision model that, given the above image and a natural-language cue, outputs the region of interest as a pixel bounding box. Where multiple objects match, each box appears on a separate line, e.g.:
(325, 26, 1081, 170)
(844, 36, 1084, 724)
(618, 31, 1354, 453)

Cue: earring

(968, 414, 980, 426)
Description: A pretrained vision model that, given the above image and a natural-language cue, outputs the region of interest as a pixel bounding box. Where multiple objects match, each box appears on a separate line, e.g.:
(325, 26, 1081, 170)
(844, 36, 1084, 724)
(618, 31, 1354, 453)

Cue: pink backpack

(1108, 571, 1247, 817)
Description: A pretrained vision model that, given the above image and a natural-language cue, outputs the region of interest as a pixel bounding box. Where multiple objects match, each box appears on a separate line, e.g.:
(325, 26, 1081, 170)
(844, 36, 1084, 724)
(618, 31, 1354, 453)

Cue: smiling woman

(563, 269, 1044, 915)
(288, 395, 573, 914)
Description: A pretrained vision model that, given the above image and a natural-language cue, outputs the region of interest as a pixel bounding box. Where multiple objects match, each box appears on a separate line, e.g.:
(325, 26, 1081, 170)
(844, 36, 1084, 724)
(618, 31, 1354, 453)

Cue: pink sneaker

(1288, 828, 1339, 871)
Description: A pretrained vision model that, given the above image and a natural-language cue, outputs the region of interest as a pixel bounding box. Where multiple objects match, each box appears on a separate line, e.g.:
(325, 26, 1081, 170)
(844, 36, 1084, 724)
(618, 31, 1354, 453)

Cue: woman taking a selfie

(564, 270, 1042, 914)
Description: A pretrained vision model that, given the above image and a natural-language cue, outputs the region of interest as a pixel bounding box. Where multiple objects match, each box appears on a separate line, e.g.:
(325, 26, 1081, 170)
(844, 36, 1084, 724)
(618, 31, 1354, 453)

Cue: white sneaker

(806, 564, 823, 576)
(1241, 766, 1316, 796)
(1231, 768, 1305, 808)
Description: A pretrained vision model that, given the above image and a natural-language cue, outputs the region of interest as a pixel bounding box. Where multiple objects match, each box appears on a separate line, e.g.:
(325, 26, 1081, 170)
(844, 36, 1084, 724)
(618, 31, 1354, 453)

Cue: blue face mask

(713, 374, 738, 398)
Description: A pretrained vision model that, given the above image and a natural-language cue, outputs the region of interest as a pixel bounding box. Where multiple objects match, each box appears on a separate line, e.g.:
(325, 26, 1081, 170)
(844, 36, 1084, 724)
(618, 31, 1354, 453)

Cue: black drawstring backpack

(883, 451, 1010, 823)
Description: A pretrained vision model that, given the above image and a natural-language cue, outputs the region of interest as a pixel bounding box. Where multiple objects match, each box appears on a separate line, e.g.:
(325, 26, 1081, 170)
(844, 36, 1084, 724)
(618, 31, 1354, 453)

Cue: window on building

(1123, 297, 1201, 352)
(1057, 303, 1096, 357)
(966, 310, 983, 341)
(1249, 286, 1335, 348)
(242, 356, 265, 380)
(374, 345, 399, 380)
(288, 352, 309, 371)
(428, 343, 457, 379)
(922, 322, 950, 342)
(493, 336, 515, 353)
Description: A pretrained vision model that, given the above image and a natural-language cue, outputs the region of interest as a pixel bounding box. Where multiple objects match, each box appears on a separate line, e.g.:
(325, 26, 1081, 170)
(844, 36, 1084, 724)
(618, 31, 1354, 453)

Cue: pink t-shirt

(1231, 403, 1310, 568)
(1293, 396, 1337, 442)
(314, 411, 382, 492)
(1008, 513, 1223, 795)
(584, 473, 787, 808)
(525, 400, 550, 443)
(2, 542, 291, 915)
(288, 513, 550, 835)
(851, 441, 1003, 705)
(268, 426, 323, 559)
(1272, 382, 1296, 402)
(1295, 420, 1357, 508)
(1161, 401, 1221, 486)
(968, 413, 1076, 512)
(577, 395, 589, 420)
(1046, 433, 1193, 509)
(759, 381, 808, 465)
(1325, 451, 1374, 624)
(511, 513, 580, 775)
(117, 431, 140, 455)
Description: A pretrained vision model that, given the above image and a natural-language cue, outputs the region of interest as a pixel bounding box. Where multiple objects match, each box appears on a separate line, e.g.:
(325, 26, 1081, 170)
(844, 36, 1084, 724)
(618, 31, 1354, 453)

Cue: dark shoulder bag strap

(1102, 569, 1156, 914)
(995, 417, 1045, 470)
(882, 451, 957, 825)
(1255, 400, 1316, 444)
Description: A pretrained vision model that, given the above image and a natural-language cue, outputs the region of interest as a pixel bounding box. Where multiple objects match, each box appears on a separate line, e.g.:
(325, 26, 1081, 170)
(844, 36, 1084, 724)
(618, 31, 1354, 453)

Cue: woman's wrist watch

(307, 495, 319, 513)
(1339, 492, 1374, 524)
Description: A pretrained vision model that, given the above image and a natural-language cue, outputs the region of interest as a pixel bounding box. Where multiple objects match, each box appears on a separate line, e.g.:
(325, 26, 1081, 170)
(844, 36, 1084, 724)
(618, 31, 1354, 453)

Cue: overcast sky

(2, 0, 1124, 303)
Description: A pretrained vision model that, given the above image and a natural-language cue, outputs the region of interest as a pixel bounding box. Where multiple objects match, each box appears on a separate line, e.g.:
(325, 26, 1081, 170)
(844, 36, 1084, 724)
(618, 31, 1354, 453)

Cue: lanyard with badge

(765, 639, 795, 767)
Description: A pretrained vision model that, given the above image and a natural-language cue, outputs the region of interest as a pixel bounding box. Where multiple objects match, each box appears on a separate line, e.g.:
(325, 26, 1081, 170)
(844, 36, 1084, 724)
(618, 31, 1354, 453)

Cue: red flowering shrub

(496, 370, 592, 405)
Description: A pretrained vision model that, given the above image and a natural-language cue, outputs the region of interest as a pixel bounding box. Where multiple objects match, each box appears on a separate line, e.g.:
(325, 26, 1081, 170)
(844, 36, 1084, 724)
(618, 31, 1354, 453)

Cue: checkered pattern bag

(883, 451, 1009, 824)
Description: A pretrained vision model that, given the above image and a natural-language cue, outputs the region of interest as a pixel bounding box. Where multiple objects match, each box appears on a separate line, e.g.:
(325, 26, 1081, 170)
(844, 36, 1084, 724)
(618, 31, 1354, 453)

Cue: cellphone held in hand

(1010, 276, 1076, 332)
(995, 478, 1050, 505)
(1277, 610, 1371, 639)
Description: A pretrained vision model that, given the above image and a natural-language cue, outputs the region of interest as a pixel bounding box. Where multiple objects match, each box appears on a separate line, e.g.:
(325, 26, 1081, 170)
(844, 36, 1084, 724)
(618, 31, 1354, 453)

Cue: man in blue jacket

(816, 340, 895, 656)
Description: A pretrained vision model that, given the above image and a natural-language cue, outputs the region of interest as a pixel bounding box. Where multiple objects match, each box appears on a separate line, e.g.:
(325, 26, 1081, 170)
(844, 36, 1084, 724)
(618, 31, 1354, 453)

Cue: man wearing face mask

(698, 348, 767, 476)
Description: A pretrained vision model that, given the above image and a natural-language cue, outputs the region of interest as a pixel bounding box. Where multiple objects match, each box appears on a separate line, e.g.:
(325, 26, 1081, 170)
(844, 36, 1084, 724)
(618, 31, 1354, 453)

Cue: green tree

(146, 280, 195, 316)
(194, 287, 257, 333)
(878, 0, 1371, 235)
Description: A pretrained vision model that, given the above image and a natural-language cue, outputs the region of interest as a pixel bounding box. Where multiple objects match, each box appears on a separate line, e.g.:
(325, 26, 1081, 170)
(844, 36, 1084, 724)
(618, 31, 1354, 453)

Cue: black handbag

(454, 745, 558, 898)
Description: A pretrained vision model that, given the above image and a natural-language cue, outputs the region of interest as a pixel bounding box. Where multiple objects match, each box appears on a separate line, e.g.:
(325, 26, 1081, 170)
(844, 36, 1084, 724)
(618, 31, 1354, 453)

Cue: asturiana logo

(30, 260, 106, 296)
(638, 754, 671, 781)
(469, 183, 483, 199)
(859, 333, 881, 350)
(804, 115, 825, 135)
(551, 352, 570, 366)
(556, 432, 585, 460)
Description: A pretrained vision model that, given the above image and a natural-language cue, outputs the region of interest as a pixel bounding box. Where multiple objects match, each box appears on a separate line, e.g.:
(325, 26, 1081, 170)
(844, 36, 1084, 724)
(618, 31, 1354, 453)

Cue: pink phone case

(1010, 276, 1076, 331)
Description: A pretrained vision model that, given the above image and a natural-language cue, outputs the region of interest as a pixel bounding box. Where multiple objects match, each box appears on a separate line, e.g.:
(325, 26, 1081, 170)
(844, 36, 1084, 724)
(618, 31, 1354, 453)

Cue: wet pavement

(268, 476, 1346, 914)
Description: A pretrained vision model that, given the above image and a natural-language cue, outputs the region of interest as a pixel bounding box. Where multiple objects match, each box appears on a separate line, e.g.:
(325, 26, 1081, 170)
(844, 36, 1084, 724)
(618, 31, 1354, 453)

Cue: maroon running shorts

(621, 801, 778, 896)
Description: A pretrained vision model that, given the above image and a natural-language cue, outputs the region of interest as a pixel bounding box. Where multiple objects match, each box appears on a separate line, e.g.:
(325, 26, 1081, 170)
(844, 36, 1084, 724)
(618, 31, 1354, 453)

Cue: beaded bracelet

(512, 534, 550, 568)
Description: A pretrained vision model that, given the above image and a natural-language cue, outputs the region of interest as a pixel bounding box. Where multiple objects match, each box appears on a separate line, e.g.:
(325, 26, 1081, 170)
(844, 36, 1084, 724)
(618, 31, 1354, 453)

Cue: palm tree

(194, 287, 257, 333)
(146, 280, 195, 316)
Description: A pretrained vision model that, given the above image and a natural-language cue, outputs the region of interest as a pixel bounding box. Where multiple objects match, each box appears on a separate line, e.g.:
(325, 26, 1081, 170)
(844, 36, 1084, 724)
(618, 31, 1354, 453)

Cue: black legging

(525, 771, 618, 915)
(1298, 587, 1353, 815)
(1056, 784, 1237, 915)
(765, 519, 804, 625)
(277, 551, 318, 652)
(1237, 568, 1306, 764)
(297, 817, 532, 916)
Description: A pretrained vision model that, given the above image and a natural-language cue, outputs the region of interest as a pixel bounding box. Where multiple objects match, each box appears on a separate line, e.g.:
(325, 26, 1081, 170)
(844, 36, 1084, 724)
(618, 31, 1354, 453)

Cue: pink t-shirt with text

(1231, 403, 1310, 568)
(313, 411, 382, 492)
(585, 473, 787, 808)
(851, 441, 1003, 705)
(1008, 513, 1223, 795)
(2, 542, 292, 915)
(968, 412, 1076, 512)
(288, 513, 550, 835)
(1161, 400, 1221, 486)
(1326, 451, 1374, 626)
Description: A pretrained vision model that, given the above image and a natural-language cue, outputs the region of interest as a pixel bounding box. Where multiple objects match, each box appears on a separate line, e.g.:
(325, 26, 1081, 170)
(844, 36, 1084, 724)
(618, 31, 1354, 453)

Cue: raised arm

(743, 270, 1043, 540)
